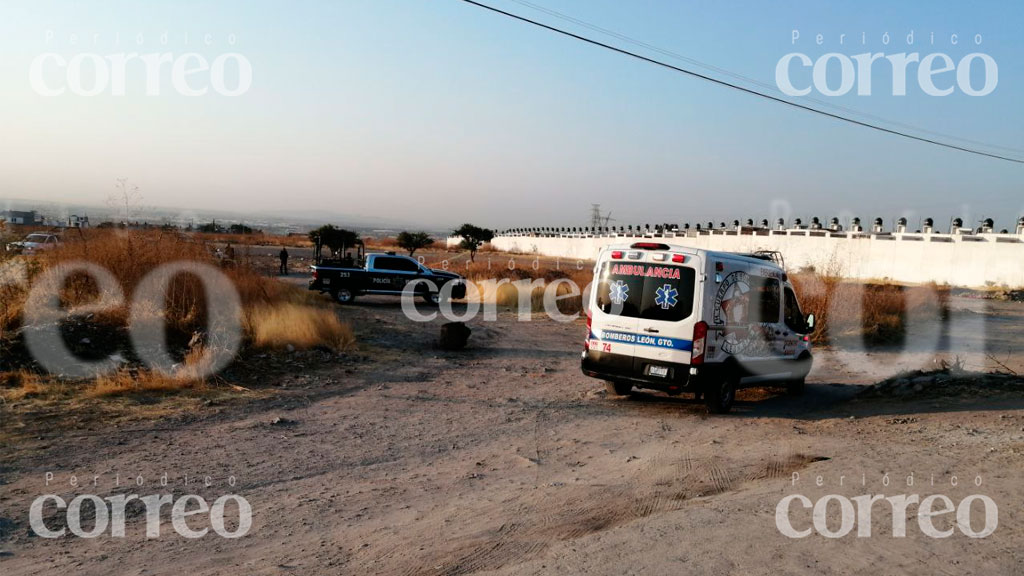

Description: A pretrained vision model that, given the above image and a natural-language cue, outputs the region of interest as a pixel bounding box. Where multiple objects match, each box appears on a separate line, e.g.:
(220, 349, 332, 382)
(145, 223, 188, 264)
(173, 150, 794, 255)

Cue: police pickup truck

(309, 252, 467, 304)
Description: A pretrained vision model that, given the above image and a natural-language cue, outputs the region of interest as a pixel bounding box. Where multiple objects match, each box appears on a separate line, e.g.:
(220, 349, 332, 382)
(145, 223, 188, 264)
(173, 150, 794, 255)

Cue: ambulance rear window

(595, 262, 696, 322)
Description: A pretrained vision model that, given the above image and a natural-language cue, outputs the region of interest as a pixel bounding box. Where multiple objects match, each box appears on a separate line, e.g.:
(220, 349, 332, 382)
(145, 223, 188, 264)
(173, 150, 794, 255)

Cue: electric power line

(458, 0, 1024, 165)
(506, 0, 1024, 157)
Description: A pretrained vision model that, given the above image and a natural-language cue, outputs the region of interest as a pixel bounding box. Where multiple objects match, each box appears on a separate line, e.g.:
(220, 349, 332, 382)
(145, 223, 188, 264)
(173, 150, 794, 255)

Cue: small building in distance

(0, 210, 44, 225)
(67, 214, 90, 228)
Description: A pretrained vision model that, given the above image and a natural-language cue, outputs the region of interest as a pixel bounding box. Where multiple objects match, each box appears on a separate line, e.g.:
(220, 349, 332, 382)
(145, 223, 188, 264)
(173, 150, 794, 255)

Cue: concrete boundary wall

(481, 232, 1024, 288)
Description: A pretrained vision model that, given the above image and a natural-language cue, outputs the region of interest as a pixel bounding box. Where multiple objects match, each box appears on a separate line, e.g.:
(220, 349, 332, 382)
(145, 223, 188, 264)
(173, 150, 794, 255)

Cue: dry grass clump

(193, 231, 313, 248)
(791, 270, 948, 347)
(1, 229, 356, 405)
(462, 266, 592, 315)
(0, 370, 49, 401)
(87, 369, 205, 398)
(0, 221, 28, 338)
(32, 229, 347, 348)
(0, 260, 29, 340)
(1, 353, 211, 402)
(35, 229, 214, 331)
(246, 303, 355, 351)
(42, 229, 210, 287)
(227, 264, 289, 308)
(0, 287, 26, 337)
(363, 236, 400, 250)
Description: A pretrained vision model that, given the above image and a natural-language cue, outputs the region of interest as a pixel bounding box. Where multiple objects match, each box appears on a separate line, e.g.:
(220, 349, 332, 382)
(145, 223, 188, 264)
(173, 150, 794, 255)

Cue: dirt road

(2, 296, 1024, 575)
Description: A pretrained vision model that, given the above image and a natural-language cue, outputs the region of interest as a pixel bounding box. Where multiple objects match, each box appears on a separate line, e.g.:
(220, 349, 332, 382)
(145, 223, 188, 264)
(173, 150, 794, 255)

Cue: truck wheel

(705, 373, 737, 414)
(333, 288, 355, 304)
(605, 381, 633, 396)
(423, 292, 444, 305)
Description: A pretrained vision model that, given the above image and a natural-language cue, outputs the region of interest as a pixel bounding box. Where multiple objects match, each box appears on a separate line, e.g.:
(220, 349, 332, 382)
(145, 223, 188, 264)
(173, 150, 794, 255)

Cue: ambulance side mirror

(805, 314, 816, 331)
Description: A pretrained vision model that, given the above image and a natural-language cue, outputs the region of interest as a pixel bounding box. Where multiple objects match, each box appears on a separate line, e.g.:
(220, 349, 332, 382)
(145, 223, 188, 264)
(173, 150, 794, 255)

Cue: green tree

(453, 223, 494, 262)
(309, 224, 362, 256)
(396, 231, 434, 256)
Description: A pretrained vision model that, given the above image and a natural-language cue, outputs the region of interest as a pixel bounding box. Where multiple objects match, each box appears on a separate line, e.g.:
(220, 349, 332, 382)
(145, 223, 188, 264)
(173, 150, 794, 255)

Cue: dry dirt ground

(2, 292, 1024, 575)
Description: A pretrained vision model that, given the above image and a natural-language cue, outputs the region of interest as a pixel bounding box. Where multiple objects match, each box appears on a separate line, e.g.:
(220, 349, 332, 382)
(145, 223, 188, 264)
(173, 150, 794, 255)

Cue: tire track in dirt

(396, 450, 826, 575)
(704, 458, 736, 495)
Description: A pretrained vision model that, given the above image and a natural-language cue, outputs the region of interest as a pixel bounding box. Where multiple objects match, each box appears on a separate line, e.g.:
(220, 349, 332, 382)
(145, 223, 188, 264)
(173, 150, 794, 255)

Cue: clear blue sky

(1, 0, 1022, 230)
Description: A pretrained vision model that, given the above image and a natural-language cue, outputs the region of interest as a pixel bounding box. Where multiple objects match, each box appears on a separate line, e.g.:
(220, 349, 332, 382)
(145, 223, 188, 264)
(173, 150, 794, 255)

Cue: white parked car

(582, 242, 815, 413)
(6, 233, 61, 254)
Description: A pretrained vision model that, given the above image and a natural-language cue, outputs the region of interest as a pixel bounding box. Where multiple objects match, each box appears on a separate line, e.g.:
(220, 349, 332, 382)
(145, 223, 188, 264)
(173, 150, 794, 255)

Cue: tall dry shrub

(789, 258, 843, 345)
(462, 266, 592, 315)
(193, 231, 312, 248)
(791, 266, 948, 347)
(0, 221, 36, 340)
(37, 229, 214, 331)
(48, 229, 351, 348)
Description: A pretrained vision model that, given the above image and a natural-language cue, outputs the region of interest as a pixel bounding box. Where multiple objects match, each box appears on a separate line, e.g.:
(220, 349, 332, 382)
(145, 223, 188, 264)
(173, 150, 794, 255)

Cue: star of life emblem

(608, 280, 629, 305)
(654, 284, 678, 309)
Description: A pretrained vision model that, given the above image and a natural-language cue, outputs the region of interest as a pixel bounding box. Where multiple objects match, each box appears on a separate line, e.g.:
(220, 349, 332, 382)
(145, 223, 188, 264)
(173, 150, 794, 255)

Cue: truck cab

(581, 242, 814, 413)
(309, 252, 466, 304)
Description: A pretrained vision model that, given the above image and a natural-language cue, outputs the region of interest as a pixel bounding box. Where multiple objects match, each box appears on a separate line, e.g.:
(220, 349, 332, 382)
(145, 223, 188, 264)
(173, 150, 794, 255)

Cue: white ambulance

(581, 242, 815, 413)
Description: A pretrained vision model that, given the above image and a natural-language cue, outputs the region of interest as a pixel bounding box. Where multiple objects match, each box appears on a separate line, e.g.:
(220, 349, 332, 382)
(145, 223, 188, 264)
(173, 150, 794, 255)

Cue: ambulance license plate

(649, 365, 669, 378)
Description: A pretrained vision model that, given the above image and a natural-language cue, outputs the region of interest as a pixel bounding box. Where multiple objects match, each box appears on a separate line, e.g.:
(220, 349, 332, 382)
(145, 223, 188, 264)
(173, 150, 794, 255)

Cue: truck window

(374, 256, 420, 273)
(751, 277, 780, 324)
(783, 286, 805, 332)
(595, 262, 696, 322)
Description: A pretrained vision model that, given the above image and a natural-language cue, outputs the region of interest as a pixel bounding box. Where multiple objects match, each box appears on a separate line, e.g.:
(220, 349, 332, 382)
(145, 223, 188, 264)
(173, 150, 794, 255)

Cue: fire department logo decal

(713, 271, 753, 354)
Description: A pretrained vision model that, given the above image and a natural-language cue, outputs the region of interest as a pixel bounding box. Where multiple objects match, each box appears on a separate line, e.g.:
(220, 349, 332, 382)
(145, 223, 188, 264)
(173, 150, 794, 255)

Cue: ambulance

(581, 242, 815, 413)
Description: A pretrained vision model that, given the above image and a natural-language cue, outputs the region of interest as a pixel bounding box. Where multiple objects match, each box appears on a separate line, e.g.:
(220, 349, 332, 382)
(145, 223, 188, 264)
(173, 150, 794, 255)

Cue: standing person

(279, 247, 289, 275)
(224, 243, 236, 268)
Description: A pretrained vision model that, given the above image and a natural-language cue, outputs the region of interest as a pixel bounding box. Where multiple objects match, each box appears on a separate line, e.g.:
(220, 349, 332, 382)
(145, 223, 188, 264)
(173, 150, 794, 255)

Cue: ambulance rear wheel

(786, 354, 811, 395)
(605, 381, 633, 397)
(705, 373, 737, 414)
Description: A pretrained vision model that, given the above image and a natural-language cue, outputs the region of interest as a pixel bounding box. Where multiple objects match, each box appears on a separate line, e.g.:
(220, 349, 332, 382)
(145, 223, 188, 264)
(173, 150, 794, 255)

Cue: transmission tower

(590, 204, 603, 230)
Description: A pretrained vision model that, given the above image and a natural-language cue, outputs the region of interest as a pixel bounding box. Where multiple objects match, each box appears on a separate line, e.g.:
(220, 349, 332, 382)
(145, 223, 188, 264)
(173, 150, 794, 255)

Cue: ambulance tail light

(672, 254, 686, 263)
(631, 242, 670, 250)
(691, 321, 708, 365)
(610, 250, 623, 259)
(584, 309, 593, 350)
